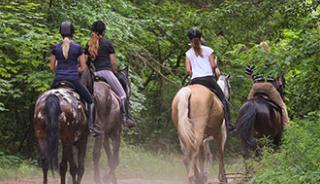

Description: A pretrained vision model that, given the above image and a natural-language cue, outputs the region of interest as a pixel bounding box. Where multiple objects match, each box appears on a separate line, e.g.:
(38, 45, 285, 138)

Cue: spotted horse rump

(34, 88, 87, 142)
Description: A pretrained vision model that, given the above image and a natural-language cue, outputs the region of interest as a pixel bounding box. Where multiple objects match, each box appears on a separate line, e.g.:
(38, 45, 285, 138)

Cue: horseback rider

(50, 21, 96, 134)
(85, 20, 136, 128)
(245, 65, 289, 125)
(185, 28, 234, 131)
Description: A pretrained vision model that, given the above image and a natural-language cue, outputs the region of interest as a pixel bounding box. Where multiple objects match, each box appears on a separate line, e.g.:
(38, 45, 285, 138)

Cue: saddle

(94, 75, 128, 97)
(254, 92, 282, 114)
(52, 80, 76, 90)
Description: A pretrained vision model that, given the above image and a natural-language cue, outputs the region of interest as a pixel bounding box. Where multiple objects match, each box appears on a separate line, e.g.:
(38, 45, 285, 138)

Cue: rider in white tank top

(185, 45, 214, 79)
(184, 27, 234, 131)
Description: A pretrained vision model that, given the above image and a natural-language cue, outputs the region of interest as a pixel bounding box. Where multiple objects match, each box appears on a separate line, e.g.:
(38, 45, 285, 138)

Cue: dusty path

(0, 177, 236, 184)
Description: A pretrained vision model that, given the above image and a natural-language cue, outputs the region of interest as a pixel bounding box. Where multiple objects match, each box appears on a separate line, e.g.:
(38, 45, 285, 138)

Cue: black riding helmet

(245, 65, 255, 76)
(92, 21, 106, 35)
(253, 74, 265, 83)
(187, 27, 201, 40)
(60, 21, 75, 37)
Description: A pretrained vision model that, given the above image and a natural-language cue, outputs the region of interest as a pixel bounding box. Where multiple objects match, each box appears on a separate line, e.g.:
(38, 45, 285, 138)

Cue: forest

(0, 0, 320, 183)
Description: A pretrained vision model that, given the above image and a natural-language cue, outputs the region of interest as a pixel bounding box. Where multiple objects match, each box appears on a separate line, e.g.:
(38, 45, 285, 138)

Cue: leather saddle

(254, 92, 282, 114)
(52, 80, 76, 90)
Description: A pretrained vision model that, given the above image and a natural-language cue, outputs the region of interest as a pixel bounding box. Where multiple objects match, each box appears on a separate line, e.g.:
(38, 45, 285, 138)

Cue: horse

(33, 67, 93, 184)
(171, 75, 231, 184)
(92, 67, 131, 184)
(236, 77, 285, 159)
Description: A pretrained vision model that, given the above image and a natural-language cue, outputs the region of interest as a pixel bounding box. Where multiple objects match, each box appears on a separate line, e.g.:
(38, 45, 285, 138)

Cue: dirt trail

(0, 177, 237, 184)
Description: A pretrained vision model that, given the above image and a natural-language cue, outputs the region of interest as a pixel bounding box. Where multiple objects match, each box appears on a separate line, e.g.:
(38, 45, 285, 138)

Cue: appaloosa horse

(34, 67, 93, 184)
(236, 77, 285, 159)
(92, 67, 131, 184)
(172, 75, 231, 184)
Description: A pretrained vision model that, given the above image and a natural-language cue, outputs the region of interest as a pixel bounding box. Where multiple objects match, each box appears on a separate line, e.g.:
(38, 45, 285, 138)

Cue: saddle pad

(36, 88, 84, 124)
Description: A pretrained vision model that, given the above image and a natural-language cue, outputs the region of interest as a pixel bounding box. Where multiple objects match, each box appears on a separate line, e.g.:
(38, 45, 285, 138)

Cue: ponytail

(62, 37, 71, 59)
(88, 32, 100, 61)
(191, 38, 203, 57)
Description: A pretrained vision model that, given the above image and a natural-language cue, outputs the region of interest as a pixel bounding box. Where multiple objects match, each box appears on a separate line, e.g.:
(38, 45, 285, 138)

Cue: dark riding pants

(190, 76, 226, 105)
(190, 76, 231, 126)
(51, 78, 94, 104)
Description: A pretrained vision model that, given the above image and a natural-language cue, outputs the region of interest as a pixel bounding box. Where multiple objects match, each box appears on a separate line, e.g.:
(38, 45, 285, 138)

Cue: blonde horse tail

(177, 87, 195, 151)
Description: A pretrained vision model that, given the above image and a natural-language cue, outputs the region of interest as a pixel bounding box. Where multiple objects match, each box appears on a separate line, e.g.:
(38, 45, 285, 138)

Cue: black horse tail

(45, 94, 61, 174)
(236, 100, 257, 148)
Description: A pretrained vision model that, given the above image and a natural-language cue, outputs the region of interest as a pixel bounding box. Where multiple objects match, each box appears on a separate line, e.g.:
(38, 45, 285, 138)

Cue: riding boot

(120, 99, 136, 128)
(222, 100, 235, 132)
(87, 102, 98, 136)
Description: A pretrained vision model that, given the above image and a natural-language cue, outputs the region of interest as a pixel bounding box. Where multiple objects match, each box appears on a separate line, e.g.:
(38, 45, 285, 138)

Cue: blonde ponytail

(88, 32, 100, 61)
(62, 37, 71, 59)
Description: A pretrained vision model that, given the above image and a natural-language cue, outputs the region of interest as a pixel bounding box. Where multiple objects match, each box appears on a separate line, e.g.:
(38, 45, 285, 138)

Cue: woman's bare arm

(110, 53, 118, 73)
(50, 54, 57, 72)
(78, 53, 87, 73)
(185, 57, 192, 77)
(209, 54, 220, 79)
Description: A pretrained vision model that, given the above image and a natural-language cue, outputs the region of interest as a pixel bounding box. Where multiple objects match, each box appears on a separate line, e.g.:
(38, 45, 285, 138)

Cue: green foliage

(252, 119, 320, 184)
(1, 2, 320, 182)
(0, 151, 40, 180)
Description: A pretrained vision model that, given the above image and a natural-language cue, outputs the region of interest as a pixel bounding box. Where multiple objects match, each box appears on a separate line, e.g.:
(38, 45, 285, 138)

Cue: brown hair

(88, 32, 100, 60)
(191, 38, 203, 57)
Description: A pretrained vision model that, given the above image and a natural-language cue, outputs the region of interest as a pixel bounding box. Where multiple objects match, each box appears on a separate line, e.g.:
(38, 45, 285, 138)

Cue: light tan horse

(172, 75, 230, 184)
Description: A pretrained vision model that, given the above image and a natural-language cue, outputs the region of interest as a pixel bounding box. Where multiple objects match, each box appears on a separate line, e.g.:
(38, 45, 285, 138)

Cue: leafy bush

(0, 151, 40, 180)
(251, 119, 320, 184)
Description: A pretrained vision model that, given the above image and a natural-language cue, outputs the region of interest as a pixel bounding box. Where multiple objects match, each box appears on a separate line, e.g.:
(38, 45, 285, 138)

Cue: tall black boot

(222, 100, 235, 132)
(120, 99, 136, 128)
(87, 102, 98, 136)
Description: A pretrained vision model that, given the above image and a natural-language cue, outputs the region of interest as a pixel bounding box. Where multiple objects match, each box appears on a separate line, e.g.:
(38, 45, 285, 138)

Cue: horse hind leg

(76, 135, 88, 184)
(103, 131, 120, 184)
(213, 124, 228, 183)
(179, 138, 190, 174)
(39, 140, 49, 184)
(202, 137, 213, 183)
(68, 147, 78, 184)
(194, 144, 208, 184)
(93, 135, 103, 184)
(60, 143, 70, 184)
(240, 138, 250, 160)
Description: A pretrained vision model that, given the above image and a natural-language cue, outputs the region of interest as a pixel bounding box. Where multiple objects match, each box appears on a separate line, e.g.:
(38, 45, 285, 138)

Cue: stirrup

(89, 127, 100, 137)
(122, 116, 136, 128)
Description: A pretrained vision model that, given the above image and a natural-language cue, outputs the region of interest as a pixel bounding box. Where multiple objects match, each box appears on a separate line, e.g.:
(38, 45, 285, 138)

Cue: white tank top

(186, 45, 214, 79)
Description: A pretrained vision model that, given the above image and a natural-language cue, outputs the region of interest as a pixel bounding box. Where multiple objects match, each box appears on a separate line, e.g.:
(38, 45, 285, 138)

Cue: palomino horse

(92, 67, 131, 184)
(236, 78, 285, 159)
(33, 67, 93, 184)
(172, 75, 231, 184)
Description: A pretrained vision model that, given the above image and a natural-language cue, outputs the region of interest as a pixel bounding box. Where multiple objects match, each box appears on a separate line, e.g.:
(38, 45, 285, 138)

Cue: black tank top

(85, 38, 115, 71)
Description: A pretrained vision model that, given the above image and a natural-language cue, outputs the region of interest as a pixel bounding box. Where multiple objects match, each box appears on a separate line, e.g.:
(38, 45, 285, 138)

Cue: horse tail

(236, 100, 257, 148)
(177, 87, 195, 151)
(45, 94, 61, 174)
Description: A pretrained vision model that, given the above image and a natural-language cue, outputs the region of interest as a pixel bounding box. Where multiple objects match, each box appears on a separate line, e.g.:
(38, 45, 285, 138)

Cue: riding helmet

(245, 65, 255, 76)
(266, 76, 275, 83)
(92, 21, 106, 35)
(187, 27, 201, 40)
(59, 21, 75, 37)
(253, 74, 265, 83)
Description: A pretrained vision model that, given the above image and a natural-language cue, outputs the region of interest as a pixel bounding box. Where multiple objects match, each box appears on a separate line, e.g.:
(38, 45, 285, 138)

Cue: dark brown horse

(92, 67, 130, 184)
(236, 78, 285, 159)
(34, 67, 93, 184)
